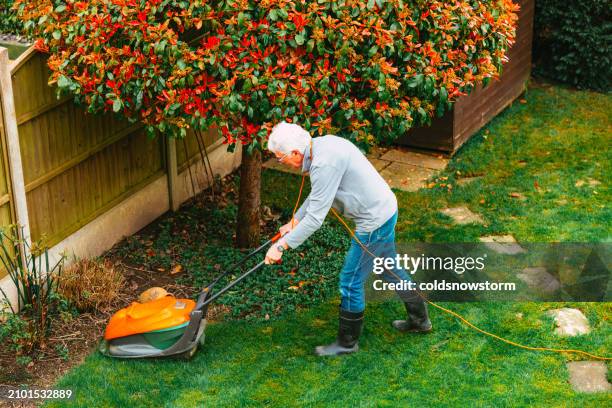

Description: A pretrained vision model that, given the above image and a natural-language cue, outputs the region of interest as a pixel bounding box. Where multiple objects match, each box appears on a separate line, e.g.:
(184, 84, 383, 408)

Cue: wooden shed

(398, 0, 534, 155)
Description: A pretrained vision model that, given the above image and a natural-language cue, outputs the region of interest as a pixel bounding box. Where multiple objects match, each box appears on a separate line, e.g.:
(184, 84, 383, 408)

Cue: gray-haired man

(265, 121, 432, 356)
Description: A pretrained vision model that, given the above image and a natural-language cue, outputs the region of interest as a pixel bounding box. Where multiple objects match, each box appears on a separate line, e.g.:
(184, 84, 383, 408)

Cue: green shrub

(0, 226, 68, 354)
(533, 0, 611, 91)
(0, 304, 30, 353)
(0, 0, 23, 35)
(186, 223, 349, 320)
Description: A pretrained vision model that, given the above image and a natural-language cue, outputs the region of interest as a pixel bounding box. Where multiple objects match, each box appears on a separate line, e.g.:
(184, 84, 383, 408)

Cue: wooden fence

(0, 47, 241, 288)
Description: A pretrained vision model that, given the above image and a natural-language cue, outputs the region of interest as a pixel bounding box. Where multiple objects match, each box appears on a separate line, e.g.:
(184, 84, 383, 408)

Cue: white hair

(267, 121, 312, 154)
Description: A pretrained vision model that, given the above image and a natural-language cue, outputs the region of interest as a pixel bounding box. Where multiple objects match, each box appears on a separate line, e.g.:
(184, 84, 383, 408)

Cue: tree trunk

(236, 147, 261, 248)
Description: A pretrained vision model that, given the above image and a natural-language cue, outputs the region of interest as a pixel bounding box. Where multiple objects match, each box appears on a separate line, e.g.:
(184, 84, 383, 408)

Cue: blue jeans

(339, 211, 413, 312)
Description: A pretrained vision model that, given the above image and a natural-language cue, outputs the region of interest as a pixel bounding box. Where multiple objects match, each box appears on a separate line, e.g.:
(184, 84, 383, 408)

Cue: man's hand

(265, 239, 288, 265)
(279, 218, 299, 236)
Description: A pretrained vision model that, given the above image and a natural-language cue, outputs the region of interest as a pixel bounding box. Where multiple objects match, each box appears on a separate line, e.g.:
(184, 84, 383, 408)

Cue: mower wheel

(177, 345, 198, 360)
(199, 333, 206, 346)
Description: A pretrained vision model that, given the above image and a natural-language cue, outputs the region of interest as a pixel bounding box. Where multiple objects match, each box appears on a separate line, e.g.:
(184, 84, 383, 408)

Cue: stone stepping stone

(517, 266, 560, 293)
(439, 206, 485, 225)
(380, 162, 437, 192)
(546, 308, 591, 336)
(479, 234, 526, 255)
(575, 178, 601, 188)
(567, 361, 611, 393)
(380, 149, 449, 170)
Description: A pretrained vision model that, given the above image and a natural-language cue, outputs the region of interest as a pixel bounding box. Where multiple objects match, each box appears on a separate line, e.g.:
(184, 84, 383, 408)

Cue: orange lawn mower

(98, 233, 282, 360)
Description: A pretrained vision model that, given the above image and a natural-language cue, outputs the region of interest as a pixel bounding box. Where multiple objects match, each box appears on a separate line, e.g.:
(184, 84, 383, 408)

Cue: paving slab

(380, 149, 449, 170)
(567, 361, 611, 393)
(379, 162, 438, 192)
(479, 235, 527, 255)
(369, 158, 391, 172)
(517, 266, 560, 293)
(366, 146, 389, 159)
(439, 206, 485, 225)
(546, 308, 591, 336)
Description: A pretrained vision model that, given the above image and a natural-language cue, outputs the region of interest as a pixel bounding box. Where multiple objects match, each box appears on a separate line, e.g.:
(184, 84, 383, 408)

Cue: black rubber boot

(392, 300, 432, 333)
(315, 309, 364, 356)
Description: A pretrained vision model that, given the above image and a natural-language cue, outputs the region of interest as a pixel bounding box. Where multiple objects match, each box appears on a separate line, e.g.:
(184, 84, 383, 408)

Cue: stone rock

(440, 207, 485, 225)
(567, 361, 611, 393)
(379, 162, 437, 192)
(517, 266, 560, 293)
(380, 149, 449, 170)
(546, 308, 591, 336)
(479, 235, 527, 255)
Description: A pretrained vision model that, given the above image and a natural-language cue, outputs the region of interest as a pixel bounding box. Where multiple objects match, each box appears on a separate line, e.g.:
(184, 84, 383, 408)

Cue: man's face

(274, 149, 304, 169)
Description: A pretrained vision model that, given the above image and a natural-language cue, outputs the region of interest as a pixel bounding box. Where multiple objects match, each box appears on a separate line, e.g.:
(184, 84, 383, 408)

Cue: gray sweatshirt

(283, 135, 398, 249)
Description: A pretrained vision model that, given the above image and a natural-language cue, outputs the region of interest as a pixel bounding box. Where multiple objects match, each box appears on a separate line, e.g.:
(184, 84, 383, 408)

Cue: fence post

(165, 136, 179, 211)
(0, 47, 32, 310)
(0, 49, 31, 245)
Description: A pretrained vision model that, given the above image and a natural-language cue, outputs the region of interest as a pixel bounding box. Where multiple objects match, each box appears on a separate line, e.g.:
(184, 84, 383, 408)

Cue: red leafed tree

(16, 0, 519, 247)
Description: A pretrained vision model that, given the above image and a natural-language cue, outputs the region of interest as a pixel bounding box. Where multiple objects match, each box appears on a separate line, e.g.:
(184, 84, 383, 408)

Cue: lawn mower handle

(196, 260, 266, 309)
(201, 232, 281, 292)
(194, 232, 282, 310)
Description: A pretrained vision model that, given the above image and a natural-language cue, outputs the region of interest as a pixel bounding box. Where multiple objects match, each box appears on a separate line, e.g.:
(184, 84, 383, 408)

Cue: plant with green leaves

(0, 225, 66, 353)
(0, 0, 24, 36)
(533, 0, 611, 92)
(16, 0, 519, 247)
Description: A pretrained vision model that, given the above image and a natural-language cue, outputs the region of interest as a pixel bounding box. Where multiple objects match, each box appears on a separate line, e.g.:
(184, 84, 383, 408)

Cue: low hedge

(533, 0, 611, 91)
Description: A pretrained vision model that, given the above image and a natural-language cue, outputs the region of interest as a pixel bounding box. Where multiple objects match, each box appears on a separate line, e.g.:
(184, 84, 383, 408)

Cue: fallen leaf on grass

(171, 264, 183, 274)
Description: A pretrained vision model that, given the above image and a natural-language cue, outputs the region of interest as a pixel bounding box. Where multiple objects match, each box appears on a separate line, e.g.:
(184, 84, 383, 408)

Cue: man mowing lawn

(265, 121, 432, 357)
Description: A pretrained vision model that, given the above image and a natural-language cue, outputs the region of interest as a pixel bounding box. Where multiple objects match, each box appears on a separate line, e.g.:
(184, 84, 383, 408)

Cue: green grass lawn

(47, 81, 611, 406)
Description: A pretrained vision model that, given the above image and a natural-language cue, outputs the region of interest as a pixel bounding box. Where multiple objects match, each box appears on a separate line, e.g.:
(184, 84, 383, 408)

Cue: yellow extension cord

(287, 143, 610, 361)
